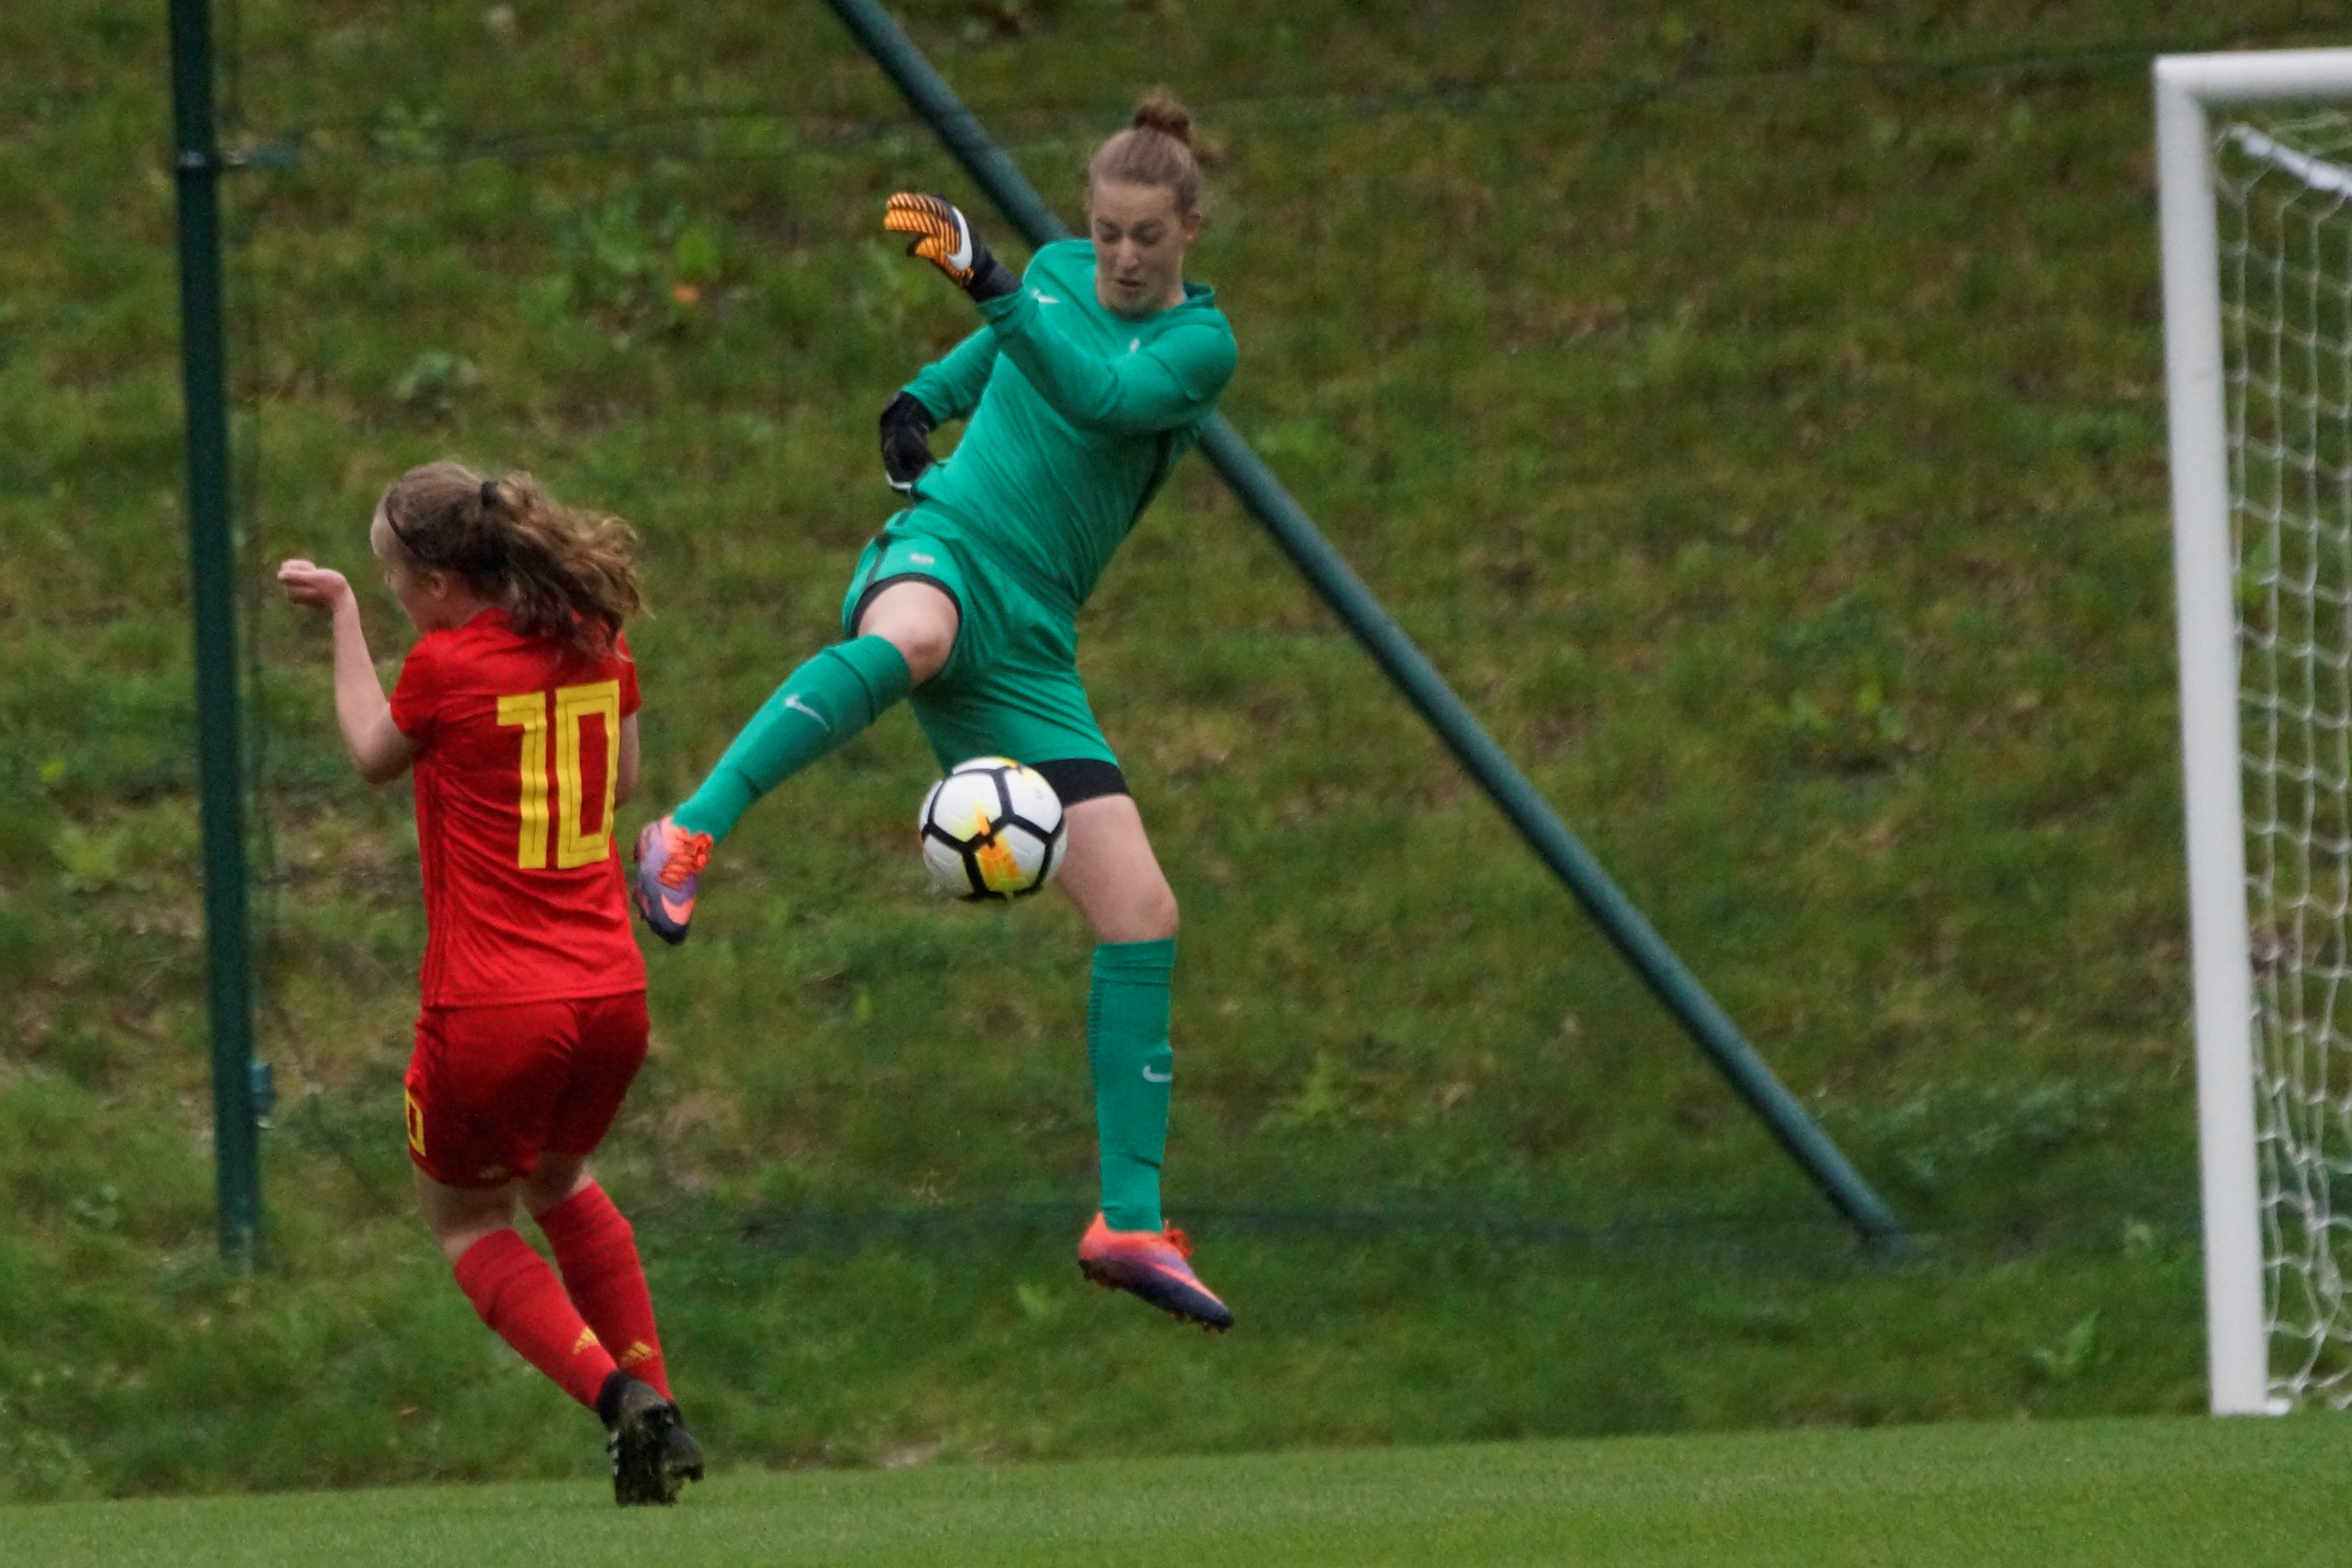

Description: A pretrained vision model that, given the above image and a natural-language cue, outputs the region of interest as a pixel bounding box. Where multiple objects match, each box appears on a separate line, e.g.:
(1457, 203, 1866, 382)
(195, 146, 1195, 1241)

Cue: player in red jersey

(278, 460, 703, 1506)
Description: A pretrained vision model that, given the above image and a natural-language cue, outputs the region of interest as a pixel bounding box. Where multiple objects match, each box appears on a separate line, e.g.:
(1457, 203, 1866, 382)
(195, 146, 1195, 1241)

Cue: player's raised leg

(1055, 793, 1232, 1331)
(634, 579, 956, 943)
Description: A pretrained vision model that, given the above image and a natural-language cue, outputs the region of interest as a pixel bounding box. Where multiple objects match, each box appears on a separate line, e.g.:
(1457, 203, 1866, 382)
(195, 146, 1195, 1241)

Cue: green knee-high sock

(1088, 938, 1176, 1233)
(673, 637, 913, 842)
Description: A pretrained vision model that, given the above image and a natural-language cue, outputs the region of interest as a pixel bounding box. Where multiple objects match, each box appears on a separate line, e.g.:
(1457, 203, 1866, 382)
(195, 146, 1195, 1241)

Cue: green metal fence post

(819, 0, 1905, 1253)
(169, 0, 265, 1266)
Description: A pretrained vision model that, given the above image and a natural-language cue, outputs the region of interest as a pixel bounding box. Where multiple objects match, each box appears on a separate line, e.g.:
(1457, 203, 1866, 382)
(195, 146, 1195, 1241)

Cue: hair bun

(1131, 92, 1192, 146)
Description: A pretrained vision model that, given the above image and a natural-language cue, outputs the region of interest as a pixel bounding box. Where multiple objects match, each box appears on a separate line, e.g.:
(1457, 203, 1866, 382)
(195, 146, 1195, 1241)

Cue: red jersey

(389, 608, 647, 1008)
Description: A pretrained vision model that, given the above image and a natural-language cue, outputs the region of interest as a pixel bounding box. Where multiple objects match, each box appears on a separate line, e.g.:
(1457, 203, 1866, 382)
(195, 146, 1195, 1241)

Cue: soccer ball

(918, 757, 1066, 901)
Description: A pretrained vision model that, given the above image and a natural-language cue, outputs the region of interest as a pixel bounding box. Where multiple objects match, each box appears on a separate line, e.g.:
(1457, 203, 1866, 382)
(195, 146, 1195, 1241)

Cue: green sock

(1087, 938, 1176, 1233)
(673, 637, 913, 842)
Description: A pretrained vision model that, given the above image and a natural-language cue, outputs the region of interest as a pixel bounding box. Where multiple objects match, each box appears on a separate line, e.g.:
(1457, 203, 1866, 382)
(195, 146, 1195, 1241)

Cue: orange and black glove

(884, 192, 1019, 302)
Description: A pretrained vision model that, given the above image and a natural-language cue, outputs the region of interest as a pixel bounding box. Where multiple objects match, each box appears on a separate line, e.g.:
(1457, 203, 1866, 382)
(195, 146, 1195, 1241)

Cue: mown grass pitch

(0, 1416, 2333, 1567)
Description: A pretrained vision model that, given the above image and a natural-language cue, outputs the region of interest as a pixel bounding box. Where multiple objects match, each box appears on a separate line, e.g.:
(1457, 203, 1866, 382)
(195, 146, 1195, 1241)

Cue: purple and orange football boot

(1077, 1214, 1234, 1331)
(632, 816, 714, 946)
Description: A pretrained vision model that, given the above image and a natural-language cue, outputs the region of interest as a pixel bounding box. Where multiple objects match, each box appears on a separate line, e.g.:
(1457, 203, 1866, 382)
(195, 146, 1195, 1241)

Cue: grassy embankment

(1, 0, 2334, 1498)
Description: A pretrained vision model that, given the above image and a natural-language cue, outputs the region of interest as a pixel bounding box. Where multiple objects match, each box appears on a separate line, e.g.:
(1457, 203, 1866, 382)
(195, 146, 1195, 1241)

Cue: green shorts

(840, 523, 1119, 774)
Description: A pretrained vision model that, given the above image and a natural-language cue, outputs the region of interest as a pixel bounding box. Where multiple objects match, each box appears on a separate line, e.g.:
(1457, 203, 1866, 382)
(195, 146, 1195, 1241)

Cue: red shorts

(403, 992, 649, 1189)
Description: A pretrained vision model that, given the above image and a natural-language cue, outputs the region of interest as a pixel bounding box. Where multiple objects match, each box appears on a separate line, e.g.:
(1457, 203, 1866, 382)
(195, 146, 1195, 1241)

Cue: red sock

(537, 1182, 670, 1400)
(452, 1228, 618, 1410)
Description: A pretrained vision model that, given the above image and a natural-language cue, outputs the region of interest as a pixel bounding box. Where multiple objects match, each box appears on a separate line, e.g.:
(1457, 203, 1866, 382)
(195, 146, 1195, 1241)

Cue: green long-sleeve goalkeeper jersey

(899, 238, 1237, 617)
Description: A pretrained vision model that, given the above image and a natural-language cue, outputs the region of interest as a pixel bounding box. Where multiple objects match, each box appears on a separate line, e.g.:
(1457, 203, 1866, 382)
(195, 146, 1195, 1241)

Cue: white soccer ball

(918, 757, 1066, 901)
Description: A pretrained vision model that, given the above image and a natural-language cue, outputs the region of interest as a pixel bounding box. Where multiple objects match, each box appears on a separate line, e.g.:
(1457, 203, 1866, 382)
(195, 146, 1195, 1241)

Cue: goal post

(2158, 48, 2352, 1417)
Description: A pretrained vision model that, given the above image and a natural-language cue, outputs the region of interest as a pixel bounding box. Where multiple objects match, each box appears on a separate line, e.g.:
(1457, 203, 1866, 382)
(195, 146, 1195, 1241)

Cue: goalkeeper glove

(884, 192, 1019, 302)
(880, 390, 937, 493)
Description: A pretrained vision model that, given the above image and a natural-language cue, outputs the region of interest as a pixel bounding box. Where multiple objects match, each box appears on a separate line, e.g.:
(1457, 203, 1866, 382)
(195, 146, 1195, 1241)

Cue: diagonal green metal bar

(169, 0, 264, 1265)
(819, 0, 1906, 1252)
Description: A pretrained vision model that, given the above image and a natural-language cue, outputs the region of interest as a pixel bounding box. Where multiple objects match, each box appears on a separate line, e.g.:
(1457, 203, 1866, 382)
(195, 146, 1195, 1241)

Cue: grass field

(5, 0, 2350, 1499)
(2, 1415, 2335, 1566)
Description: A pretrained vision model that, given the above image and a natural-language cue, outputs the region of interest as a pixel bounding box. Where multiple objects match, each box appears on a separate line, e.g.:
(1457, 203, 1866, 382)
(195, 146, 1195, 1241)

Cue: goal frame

(2158, 46, 2352, 1418)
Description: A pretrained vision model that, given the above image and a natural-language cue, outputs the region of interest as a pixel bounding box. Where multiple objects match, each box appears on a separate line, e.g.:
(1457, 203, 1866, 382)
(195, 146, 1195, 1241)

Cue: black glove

(881, 391, 937, 493)
(883, 192, 1020, 302)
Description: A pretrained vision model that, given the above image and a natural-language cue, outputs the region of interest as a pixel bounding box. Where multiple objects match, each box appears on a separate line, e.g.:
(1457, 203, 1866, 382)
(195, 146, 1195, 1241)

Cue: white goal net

(2218, 108, 2352, 1409)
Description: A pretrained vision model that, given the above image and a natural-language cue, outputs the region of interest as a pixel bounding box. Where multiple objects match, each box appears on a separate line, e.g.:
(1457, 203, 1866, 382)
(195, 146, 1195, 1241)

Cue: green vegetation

(0, 0, 2336, 1501)
(5, 1416, 2345, 1566)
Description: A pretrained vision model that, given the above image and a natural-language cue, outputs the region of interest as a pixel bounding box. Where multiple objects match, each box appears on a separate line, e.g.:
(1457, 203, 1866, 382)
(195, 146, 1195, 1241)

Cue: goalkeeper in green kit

(634, 95, 1236, 1330)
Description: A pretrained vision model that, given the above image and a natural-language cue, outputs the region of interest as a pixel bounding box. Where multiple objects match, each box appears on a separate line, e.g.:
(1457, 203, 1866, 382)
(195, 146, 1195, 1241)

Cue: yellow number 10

(496, 681, 621, 870)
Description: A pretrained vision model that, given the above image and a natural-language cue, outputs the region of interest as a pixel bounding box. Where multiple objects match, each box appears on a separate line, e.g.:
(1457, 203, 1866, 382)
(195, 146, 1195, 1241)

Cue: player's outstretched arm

(278, 560, 416, 785)
(985, 291, 1236, 437)
(907, 328, 999, 425)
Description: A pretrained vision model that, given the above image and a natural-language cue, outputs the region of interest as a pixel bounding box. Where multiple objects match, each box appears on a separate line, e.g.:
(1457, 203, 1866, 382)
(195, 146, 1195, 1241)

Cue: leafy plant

(392, 351, 480, 419)
(545, 190, 727, 340)
(2029, 1311, 2108, 1385)
(1777, 681, 1916, 772)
